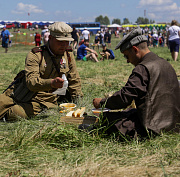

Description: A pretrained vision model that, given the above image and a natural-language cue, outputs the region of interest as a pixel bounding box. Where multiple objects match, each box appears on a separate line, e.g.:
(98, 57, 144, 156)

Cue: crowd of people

(71, 27, 114, 62)
(0, 21, 179, 140)
(2, 20, 180, 63)
(144, 20, 180, 61)
(70, 20, 180, 62)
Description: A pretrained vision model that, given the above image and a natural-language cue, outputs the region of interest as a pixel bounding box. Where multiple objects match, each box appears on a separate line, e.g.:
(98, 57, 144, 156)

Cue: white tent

(107, 24, 121, 28)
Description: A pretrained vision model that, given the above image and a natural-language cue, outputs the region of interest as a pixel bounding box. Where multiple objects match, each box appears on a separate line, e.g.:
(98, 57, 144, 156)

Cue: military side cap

(48, 22, 74, 41)
(115, 27, 148, 52)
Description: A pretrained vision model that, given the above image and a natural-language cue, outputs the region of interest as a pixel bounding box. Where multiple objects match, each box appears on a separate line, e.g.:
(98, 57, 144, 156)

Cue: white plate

(92, 108, 110, 116)
(59, 103, 76, 110)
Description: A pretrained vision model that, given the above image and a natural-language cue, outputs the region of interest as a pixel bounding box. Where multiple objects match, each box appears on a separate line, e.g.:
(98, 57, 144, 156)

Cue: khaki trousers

(0, 94, 41, 121)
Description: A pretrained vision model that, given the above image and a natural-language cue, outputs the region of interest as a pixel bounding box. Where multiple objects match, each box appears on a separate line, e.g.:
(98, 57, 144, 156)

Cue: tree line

(95, 15, 155, 25)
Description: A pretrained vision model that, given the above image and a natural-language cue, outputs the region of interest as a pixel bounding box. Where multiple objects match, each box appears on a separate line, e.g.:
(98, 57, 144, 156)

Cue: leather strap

(51, 57, 62, 78)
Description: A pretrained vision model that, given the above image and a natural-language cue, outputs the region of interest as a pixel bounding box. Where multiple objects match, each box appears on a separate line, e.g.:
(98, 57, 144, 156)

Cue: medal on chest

(60, 57, 66, 69)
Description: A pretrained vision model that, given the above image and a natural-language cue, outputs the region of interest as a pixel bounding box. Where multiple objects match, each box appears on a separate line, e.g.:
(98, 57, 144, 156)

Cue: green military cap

(115, 27, 148, 52)
(48, 22, 74, 41)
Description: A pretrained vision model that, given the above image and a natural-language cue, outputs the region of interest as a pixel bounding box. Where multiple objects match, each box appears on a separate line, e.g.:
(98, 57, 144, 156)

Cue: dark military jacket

(101, 52, 180, 134)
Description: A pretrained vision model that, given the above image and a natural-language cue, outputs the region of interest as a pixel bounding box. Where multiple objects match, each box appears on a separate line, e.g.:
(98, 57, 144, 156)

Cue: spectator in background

(82, 27, 90, 41)
(106, 30, 112, 48)
(115, 30, 120, 38)
(104, 30, 112, 46)
(152, 31, 159, 47)
(99, 31, 104, 44)
(122, 30, 126, 37)
(41, 26, 47, 38)
(104, 31, 108, 42)
(1, 26, 10, 53)
(125, 26, 129, 33)
(77, 39, 99, 62)
(34, 32, 41, 46)
(79, 31, 84, 41)
(167, 20, 180, 61)
(71, 27, 79, 49)
(147, 31, 152, 47)
(43, 29, 50, 45)
(163, 32, 167, 47)
(158, 34, 165, 47)
(99, 43, 115, 60)
(94, 33, 100, 49)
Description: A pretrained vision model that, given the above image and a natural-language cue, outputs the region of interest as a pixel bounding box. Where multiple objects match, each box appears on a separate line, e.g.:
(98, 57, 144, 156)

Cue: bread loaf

(66, 107, 86, 117)
(77, 107, 86, 117)
(66, 111, 74, 117)
(72, 109, 80, 117)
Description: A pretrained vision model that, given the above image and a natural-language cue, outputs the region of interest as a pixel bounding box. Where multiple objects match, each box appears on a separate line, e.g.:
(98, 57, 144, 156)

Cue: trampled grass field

(0, 31, 179, 176)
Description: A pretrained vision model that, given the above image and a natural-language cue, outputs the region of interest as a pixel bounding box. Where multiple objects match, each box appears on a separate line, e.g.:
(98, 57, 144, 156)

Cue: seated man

(0, 22, 83, 121)
(93, 28, 180, 139)
(77, 39, 99, 62)
(99, 43, 115, 60)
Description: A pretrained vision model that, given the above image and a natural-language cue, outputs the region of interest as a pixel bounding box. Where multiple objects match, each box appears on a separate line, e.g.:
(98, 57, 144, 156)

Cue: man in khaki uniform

(0, 22, 83, 121)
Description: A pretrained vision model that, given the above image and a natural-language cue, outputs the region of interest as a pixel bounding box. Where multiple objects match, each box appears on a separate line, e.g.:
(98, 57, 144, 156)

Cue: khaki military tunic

(0, 44, 83, 120)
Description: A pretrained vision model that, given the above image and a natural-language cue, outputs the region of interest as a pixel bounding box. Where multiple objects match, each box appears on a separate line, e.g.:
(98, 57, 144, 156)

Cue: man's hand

(93, 98, 102, 109)
(94, 51, 98, 57)
(90, 49, 98, 57)
(51, 77, 64, 88)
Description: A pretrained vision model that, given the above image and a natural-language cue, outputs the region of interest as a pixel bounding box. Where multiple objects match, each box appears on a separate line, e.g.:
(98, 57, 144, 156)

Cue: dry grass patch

(18, 155, 180, 177)
(82, 78, 105, 85)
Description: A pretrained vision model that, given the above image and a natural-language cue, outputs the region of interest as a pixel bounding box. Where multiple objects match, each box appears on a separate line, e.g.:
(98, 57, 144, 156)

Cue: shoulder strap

(31, 46, 44, 65)
(66, 46, 73, 63)
(32, 46, 42, 53)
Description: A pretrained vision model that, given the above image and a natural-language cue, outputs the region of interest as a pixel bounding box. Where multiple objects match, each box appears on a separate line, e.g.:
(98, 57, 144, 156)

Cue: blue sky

(0, 0, 180, 23)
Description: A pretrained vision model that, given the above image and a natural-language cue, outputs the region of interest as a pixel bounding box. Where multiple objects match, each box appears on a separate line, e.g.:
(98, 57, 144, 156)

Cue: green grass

(0, 32, 180, 176)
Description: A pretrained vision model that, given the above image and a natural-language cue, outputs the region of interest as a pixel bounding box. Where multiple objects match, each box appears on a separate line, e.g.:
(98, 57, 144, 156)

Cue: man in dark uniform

(93, 28, 180, 138)
(0, 22, 83, 121)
